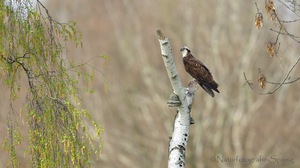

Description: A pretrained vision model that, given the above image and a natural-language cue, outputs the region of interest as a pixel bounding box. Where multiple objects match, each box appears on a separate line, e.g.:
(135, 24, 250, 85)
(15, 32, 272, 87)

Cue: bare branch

(280, 18, 300, 23)
(278, 0, 300, 17)
(156, 29, 197, 168)
(248, 1, 300, 94)
(267, 77, 300, 85)
(244, 55, 300, 95)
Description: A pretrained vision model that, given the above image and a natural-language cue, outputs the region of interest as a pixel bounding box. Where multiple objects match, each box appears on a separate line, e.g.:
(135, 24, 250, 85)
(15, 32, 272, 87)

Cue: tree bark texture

(156, 30, 197, 168)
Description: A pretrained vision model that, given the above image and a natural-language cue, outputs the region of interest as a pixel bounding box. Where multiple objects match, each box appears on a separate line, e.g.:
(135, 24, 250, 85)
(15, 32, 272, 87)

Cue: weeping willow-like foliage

(0, 0, 102, 167)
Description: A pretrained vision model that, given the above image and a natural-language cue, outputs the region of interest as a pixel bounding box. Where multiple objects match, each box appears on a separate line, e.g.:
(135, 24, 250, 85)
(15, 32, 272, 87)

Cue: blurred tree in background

(40, 0, 300, 167)
(0, 0, 102, 167)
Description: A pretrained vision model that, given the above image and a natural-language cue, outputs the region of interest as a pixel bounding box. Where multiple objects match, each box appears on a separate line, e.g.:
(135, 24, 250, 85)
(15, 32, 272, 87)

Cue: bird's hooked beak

(180, 48, 185, 52)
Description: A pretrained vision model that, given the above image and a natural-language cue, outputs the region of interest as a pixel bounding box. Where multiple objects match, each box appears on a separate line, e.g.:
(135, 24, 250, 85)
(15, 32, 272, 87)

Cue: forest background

(1, 0, 300, 167)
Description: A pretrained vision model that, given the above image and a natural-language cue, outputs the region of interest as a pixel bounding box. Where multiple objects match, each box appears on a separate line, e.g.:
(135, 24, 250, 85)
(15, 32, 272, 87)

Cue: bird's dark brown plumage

(181, 47, 219, 97)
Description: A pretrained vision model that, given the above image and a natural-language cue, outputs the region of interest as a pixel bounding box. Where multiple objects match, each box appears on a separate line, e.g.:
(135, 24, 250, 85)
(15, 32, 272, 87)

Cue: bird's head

(180, 46, 191, 57)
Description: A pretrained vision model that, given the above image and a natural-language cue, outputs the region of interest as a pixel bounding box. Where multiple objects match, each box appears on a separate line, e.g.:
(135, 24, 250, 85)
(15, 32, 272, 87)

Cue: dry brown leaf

(255, 13, 263, 29)
(265, 0, 276, 20)
(258, 69, 267, 89)
(267, 42, 275, 57)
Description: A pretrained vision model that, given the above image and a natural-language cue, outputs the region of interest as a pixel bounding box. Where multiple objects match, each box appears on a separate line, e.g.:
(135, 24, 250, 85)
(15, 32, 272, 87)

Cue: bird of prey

(180, 46, 219, 97)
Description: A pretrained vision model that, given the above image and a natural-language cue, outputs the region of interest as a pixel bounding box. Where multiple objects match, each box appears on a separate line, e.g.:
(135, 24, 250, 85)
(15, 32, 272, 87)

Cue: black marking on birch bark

(188, 104, 192, 110)
(178, 144, 186, 152)
(172, 74, 178, 79)
(161, 41, 168, 45)
(162, 54, 168, 58)
(190, 116, 195, 124)
(166, 58, 172, 64)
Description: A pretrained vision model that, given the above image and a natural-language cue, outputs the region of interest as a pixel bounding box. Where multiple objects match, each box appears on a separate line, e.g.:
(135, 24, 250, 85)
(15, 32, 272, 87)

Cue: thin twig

(278, 0, 300, 17)
(280, 18, 300, 23)
(267, 77, 300, 85)
(244, 55, 300, 95)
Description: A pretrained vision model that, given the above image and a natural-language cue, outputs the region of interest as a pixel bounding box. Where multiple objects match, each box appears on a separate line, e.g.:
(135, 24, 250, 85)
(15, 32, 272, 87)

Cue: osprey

(180, 46, 219, 97)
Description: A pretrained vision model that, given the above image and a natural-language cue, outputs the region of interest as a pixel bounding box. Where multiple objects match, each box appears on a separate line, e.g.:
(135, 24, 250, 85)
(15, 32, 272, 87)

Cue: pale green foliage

(0, 0, 102, 167)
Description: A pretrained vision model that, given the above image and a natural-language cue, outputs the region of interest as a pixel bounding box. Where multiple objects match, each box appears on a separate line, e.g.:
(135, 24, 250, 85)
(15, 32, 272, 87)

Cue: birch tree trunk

(156, 30, 198, 168)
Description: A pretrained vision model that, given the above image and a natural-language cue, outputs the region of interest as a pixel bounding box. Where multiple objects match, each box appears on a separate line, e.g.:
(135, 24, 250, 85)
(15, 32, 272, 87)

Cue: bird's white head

(180, 46, 191, 57)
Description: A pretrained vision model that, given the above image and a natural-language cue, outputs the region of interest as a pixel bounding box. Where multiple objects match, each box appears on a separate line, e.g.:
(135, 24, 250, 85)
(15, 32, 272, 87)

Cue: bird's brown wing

(183, 56, 213, 83)
(183, 56, 219, 94)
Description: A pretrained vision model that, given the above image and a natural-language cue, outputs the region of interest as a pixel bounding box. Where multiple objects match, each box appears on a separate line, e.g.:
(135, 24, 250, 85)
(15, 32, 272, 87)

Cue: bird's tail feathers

(200, 84, 215, 98)
(211, 81, 220, 93)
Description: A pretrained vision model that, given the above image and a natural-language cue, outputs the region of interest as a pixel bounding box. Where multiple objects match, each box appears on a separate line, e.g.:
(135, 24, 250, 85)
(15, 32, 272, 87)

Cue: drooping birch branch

(156, 30, 198, 168)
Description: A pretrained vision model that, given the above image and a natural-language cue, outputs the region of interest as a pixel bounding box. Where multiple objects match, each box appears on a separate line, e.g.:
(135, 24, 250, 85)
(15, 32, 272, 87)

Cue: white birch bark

(156, 30, 197, 168)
